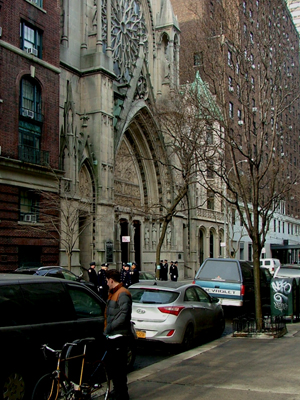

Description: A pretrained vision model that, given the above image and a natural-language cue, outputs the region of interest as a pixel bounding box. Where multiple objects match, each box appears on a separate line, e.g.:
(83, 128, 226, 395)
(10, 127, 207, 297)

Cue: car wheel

(127, 339, 136, 371)
(215, 316, 225, 338)
(181, 324, 194, 351)
(0, 370, 26, 400)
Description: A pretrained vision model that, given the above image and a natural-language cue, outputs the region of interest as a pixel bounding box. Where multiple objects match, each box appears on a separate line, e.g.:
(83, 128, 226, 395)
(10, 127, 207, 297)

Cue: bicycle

(31, 337, 110, 400)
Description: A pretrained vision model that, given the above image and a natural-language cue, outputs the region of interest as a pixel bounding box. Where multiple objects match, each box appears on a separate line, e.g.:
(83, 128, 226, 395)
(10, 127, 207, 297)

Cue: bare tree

(179, 0, 300, 328)
(23, 173, 96, 271)
(150, 78, 223, 275)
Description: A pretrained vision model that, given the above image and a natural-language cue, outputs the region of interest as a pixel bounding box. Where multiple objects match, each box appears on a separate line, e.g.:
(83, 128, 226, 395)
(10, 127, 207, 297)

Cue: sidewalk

(127, 322, 300, 400)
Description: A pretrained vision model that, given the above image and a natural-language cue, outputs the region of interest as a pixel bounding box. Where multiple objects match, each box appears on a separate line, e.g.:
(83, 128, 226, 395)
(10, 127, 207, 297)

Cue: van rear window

(197, 260, 241, 282)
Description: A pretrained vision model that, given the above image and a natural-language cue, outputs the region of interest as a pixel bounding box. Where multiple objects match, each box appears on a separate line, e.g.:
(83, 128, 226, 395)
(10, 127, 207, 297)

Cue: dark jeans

(107, 336, 129, 400)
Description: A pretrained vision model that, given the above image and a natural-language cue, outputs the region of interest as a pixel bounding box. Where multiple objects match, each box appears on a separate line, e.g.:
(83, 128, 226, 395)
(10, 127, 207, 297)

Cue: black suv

(0, 274, 136, 400)
(14, 266, 97, 293)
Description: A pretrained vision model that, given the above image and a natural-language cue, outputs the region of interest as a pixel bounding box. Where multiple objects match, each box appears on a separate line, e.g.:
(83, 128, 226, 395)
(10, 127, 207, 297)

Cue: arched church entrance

(114, 107, 165, 271)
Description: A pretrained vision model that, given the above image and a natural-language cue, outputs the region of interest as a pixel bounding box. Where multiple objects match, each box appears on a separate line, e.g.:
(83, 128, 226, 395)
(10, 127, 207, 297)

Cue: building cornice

(0, 40, 61, 74)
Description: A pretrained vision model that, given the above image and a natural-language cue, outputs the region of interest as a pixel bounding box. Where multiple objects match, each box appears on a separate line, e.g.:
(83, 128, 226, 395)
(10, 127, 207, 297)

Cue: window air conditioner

(252, 107, 257, 112)
(22, 109, 34, 118)
(24, 214, 32, 222)
(229, 86, 234, 92)
(27, 47, 38, 56)
(238, 120, 244, 126)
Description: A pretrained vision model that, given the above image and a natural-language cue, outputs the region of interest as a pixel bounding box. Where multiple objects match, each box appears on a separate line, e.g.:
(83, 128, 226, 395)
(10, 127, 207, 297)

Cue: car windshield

(129, 288, 179, 304)
(196, 260, 241, 282)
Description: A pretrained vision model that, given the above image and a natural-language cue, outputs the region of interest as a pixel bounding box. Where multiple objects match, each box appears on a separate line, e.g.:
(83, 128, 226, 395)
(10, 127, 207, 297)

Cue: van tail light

(241, 284, 245, 296)
(158, 306, 185, 316)
(192, 280, 195, 284)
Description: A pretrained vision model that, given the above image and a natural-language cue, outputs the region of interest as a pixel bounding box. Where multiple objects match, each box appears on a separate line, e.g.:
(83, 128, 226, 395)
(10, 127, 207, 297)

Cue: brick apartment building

(0, 0, 61, 269)
(171, 0, 300, 261)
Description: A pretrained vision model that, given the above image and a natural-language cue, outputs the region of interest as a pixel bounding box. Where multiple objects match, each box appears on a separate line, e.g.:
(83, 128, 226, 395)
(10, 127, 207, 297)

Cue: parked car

(0, 274, 136, 400)
(14, 266, 97, 292)
(129, 281, 225, 350)
(260, 258, 281, 275)
(139, 271, 156, 280)
(194, 258, 271, 310)
(274, 265, 300, 279)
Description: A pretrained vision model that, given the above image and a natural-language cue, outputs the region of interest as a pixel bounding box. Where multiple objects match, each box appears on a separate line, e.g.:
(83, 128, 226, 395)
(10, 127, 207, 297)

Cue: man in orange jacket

(104, 269, 132, 400)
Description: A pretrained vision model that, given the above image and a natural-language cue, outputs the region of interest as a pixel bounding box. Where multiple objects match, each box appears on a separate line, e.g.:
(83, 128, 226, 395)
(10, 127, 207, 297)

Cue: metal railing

(232, 315, 287, 337)
(19, 145, 49, 166)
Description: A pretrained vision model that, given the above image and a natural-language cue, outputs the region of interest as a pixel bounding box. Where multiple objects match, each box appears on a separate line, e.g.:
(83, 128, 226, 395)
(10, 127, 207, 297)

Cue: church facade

(59, 0, 225, 277)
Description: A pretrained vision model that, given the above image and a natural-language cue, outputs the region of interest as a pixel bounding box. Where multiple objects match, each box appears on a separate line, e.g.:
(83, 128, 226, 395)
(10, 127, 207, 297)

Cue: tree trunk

(155, 219, 170, 279)
(252, 240, 262, 331)
(67, 251, 72, 271)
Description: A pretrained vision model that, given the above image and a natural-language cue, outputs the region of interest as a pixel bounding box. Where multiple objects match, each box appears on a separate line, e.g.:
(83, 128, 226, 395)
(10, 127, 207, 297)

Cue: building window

(274, 219, 276, 232)
(228, 50, 232, 66)
(30, 0, 43, 7)
(250, 32, 254, 44)
(238, 109, 242, 121)
(20, 77, 42, 120)
(248, 243, 252, 261)
(232, 208, 236, 225)
(19, 77, 48, 165)
(207, 190, 214, 210)
(206, 124, 213, 144)
(228, 76, 233, 92)
(19, 189, 39, 223)
(20, 21, 42, 58)
(229, 102, 234, 119)
(206, 162, 214, 179)
(194, 52, 203, 66)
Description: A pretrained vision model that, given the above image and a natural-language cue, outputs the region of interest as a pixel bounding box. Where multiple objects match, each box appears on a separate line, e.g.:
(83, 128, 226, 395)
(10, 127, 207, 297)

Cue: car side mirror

(211, 297, 220, 303)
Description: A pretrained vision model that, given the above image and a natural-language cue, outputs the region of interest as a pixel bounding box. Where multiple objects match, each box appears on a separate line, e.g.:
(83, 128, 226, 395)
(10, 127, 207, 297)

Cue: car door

(184, 286, 211, 336)
(20, 281, 76, 353)
(194, 286, 218, 330)
(65, 283, 105, 345)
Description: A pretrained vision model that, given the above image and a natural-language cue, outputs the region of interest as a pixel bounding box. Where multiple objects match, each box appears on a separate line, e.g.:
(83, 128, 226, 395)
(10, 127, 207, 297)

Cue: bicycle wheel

(31, 373, 60, 400)
(88, 361, 110, 400)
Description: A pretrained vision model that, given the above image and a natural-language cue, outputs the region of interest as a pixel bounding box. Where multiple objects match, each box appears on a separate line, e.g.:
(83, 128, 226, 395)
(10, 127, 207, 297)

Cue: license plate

(136, 330, 146, 339)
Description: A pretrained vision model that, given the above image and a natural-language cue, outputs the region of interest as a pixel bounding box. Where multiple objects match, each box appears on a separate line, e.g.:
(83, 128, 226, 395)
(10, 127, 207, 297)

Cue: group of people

(88, 261, 140, 300)
(88, 261, 110, 300)
(120, 262, 139, 288)
(158, 259, 179, 281)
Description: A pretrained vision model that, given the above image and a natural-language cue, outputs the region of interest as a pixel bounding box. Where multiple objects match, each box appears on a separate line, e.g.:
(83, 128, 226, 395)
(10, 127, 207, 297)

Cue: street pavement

(127, 321, 300, 400)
